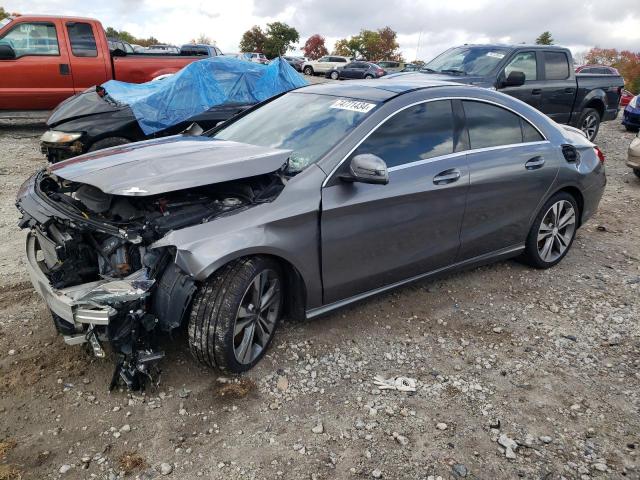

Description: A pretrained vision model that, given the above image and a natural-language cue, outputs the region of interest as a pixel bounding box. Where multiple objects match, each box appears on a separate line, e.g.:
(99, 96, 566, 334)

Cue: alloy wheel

(581, 113, 598, 140)
(233, 269, 281, 364)
(537, 200, 576, 263)
(330, 71, 339, 80)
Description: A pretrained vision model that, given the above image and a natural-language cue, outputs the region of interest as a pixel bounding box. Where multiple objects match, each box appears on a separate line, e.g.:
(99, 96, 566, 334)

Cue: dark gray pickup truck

(398, 45, 624, 140)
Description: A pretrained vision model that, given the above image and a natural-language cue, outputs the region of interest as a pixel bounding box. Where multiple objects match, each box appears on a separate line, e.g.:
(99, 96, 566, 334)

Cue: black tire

(303, 66, 314, 76)
(625, 125, 640, 133)
(330, 71, 339, 80)
(634, 169, 640, 179)
(521, 192, 580, 269)
(576, 108, 601, 141)
(88, 137, 131, 152)
(188, 256, 284, 373)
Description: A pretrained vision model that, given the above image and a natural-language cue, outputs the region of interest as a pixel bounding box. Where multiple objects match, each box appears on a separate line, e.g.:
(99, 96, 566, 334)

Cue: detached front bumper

(25, 233, 153, 345)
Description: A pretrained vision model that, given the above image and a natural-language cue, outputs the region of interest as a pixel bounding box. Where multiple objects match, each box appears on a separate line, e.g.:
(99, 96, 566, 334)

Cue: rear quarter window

(67, 22, 97, 57)
(544, 51, 570, 80)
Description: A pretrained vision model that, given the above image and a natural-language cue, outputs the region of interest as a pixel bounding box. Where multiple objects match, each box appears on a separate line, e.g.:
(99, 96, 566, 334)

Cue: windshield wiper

(419, 67, 437, 73)
(439, 69, 467, 75)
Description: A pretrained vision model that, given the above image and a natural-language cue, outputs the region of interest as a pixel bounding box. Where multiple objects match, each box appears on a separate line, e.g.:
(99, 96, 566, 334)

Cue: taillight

(594, 146, 605, 163)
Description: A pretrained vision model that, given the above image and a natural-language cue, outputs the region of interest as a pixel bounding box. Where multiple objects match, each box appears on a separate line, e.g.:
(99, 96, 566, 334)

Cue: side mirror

(341, 154, 389, 185)
(502, 71, 525, 87)
(0, 44, 16, 60)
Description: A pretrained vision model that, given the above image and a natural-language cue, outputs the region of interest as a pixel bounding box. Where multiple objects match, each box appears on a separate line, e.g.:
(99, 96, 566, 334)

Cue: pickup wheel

(88, 137, 131, 152)
(303, 66, 314, 76)
(577, 108, 601, 141)
(633, 169, 640, 179)
(188, 257, 283, 373)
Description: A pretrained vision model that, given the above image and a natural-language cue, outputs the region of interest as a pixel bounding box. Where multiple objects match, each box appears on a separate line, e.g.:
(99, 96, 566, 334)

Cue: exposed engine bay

(17, 169, 285, 390)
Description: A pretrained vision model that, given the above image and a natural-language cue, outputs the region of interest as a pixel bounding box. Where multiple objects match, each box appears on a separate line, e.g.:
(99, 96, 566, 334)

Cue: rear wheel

(303, 66, 314, 76)
(521, 192, 579, 269)
(634, 169, 640, 179)
(330, 71, 339, 80)
(188, 257, 283, 373)
(364, 74, 374, 79)
(577, 108, 601, 141)
(88, 137, 131, 152)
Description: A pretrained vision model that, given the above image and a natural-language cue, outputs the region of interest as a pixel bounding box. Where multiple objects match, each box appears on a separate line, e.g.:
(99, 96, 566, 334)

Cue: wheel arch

(179, 248, 310, 321)
(550, 185, 585, 227)
(577, 90, 607, 120)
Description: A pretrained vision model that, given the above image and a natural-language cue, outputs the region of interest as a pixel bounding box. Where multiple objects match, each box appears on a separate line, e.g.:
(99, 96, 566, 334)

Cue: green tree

(535, 31, 554, 45)
(263, 22, 299, 58)
(333, 27, 402, 61)
(333, 38, 351, 56)
(0, 6, 9, 20)
(239, 26, 267, 53)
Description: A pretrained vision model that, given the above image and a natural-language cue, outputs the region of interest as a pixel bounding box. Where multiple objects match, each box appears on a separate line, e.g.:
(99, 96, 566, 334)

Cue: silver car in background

(17, 78, 606, 388)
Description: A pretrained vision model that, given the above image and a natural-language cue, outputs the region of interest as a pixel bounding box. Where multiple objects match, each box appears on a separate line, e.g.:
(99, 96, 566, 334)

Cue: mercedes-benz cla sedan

(17, 78, 606, 388)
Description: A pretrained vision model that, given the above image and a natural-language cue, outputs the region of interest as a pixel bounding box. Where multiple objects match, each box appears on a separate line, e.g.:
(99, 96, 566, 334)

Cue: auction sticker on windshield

(330, 99, 376, 113)
(486, 52, 505, 59)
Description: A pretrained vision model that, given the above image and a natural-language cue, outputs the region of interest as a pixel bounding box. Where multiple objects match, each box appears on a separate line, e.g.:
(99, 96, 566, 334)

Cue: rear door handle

(531, 88, 542, 95)
(525, 156, 545, 170)
(433, 168, 461, 185)
(59, 63, 70, 75)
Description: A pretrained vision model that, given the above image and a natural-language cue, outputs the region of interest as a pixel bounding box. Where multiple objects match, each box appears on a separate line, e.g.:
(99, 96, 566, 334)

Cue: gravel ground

(0, 103, 638, 480)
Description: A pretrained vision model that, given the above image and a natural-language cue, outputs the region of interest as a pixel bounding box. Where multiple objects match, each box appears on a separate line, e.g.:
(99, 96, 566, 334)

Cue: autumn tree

(190, 34, 213, 45)
(263, 22, 299, 58)
(303, 34, 328, 60)
(585, 47, 640, 93)
(239, 26, 267, 53)
(333, 27, 402, 61)
(535, 31, 554, 45)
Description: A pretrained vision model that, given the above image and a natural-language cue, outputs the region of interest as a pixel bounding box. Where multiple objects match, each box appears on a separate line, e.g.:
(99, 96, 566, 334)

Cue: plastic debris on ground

(373, 375, 417, 392)
(101, 56, 308, 135)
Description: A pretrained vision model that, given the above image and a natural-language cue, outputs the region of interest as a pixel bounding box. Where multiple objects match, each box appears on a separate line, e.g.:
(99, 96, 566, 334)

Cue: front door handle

(59, 63, 70, 75)
(433, 168, 461, 185)
(531, 88, 542, 95)
(525, 156, 545, 170)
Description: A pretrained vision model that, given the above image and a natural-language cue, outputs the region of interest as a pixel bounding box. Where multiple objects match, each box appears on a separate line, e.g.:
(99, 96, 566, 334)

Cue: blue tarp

(102, 56, 308, 135)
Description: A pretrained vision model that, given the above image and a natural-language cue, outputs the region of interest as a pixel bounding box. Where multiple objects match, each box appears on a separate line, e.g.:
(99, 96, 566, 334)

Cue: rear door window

(0, 22, 59, 57)
(66, 22, 97, 57)
(462, 101, 524, 149)
(353, 100, 455, 168)
(544, 51, 569, 80)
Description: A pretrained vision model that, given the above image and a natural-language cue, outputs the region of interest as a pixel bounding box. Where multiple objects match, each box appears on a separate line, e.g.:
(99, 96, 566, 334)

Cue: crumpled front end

(16, 167, 284, 389)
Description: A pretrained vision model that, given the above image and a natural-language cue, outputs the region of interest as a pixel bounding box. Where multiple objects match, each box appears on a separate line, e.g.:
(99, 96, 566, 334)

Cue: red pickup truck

(0, 15, 204, 112)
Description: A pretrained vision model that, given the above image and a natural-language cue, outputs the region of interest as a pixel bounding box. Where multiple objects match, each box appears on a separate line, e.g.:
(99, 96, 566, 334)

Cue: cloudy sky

(5, 0, 639, 60)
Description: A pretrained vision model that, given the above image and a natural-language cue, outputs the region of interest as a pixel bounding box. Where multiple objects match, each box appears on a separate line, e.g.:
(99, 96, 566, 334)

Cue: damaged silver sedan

(17, 78, 606, 389)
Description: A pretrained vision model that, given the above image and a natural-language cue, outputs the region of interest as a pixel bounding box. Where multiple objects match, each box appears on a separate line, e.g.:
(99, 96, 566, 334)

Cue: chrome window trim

(387, 140, 550, 172)
(322, 96, 548, 187)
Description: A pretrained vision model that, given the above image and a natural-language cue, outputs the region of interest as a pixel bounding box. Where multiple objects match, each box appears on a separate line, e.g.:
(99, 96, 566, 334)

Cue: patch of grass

(0, 464, 22, 480)
(118, 452, 146, 474)
(216, 378, 256, 399)
(0, 440, 16, 459)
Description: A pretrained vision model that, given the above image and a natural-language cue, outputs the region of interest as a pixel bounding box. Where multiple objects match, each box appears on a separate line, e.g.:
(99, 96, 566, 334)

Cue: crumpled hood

(49, 136, 291, 196)
(47, 88, 126, 128)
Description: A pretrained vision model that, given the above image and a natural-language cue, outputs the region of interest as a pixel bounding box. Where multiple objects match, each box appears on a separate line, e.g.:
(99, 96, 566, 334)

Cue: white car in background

(302, 55, 351, 76)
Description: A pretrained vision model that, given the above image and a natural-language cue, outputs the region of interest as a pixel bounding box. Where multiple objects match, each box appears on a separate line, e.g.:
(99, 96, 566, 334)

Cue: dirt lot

(0, 109, 638, 480)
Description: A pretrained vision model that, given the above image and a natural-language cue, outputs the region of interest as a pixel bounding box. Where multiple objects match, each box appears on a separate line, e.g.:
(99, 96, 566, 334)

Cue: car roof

(300, 77, 465, 102)
(458, 43, 569, 51)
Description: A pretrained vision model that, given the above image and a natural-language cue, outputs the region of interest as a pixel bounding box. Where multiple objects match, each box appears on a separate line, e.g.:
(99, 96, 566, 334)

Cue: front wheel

(521, 192, 579, 269)
(577, 108, 601, 141)
(188, 257, 283, 373)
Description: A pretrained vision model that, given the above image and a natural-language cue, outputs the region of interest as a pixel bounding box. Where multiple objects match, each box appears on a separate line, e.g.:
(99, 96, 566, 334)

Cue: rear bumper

(580, 175, 606, 225)
(622, 108, 640, 128)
